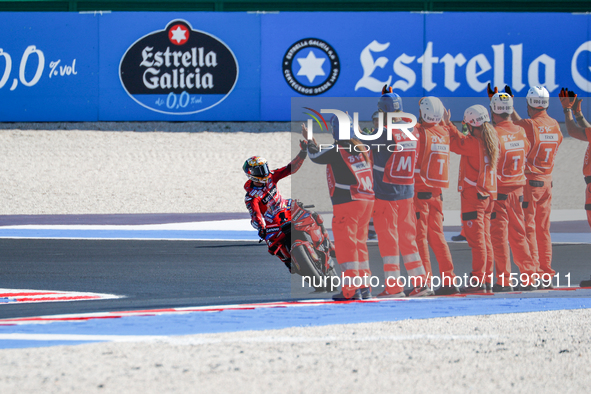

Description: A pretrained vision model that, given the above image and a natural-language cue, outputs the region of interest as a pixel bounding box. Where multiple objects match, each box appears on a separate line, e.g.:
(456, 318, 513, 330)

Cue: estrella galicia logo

(282, 38, 340, 96)
(120, 20, 239, 115)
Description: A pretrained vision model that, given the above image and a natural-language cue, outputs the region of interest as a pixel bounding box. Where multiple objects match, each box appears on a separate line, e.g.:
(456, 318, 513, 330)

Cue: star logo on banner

(169, 25, 189, 45)
(296, 50, 326, 84)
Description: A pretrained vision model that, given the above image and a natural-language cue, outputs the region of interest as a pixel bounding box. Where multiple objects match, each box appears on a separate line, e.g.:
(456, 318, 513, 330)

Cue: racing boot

(313, 212, 336, 258)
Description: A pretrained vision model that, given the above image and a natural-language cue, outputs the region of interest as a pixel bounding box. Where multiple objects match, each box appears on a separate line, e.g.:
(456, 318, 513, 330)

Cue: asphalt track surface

(2, 239, 591, 320)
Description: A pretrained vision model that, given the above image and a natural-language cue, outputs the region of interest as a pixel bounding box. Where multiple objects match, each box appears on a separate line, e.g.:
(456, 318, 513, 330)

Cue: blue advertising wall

(0, 12, 589, 122)
(0, 14, 99, 121)
(263, 12, 591, 121)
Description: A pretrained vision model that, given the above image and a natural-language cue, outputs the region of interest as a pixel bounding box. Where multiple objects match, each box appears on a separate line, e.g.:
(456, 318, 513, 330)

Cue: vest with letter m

(380, 128, 419, 185)
(327, 150, 374, 201)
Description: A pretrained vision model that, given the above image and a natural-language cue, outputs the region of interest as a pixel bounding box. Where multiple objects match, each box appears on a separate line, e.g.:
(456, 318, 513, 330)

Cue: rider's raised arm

(272, 145, 308, 182)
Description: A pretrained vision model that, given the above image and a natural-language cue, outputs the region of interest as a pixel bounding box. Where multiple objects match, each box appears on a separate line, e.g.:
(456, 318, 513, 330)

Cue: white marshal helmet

(490, 92, 514, 115)
(463, 105, 490, 127)
(419, 96, 445, 124)
(526, 85, 550, 109)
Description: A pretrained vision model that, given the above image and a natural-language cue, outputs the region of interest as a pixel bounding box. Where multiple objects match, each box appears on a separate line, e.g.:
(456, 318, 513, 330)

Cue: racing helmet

(330, 113, 353, 140)
(243, 156, 270, 183)
(378, 93, 403, 113)
(526, 85, 550, 109)
(463, 105, 490, 127)
(419, 96, 444, 124)
(490, 92, 514, 115)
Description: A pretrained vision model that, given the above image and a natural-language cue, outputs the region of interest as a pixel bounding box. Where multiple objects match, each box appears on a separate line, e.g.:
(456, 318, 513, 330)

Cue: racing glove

(299, 139, 308, 151)
(298, 140, 308, 159)
(258, 228, 266, 239)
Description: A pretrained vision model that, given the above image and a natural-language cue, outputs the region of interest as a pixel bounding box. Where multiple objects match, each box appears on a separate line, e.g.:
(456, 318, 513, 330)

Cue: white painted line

(0, 219, 256, 232)
(0, 237, 259, 242)
(0, 210, 586, 233)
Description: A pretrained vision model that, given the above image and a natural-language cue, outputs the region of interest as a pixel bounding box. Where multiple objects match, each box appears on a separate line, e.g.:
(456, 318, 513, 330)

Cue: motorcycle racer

(243, 146, 307, 242)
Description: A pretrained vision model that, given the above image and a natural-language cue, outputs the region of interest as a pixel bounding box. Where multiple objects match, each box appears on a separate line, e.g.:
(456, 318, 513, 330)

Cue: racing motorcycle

(261, 200, 339, 292)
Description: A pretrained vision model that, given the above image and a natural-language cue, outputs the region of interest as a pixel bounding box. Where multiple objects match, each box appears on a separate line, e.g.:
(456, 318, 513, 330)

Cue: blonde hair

(481, 122, 500, 170)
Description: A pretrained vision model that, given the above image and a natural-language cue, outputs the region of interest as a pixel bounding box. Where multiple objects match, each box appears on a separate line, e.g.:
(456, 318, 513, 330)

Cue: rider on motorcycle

(244, 143, 337, 281)
(243, 143, 308, 261)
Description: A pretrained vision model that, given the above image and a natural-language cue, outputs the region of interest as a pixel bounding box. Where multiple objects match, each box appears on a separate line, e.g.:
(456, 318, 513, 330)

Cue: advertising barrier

(263, 12, 591, 121)
(0, 12, 589, 122)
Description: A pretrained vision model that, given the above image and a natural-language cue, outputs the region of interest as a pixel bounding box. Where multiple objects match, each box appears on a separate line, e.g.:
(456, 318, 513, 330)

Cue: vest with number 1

(526, 114, 562, 175)
(418, 125, 450, 189)
(495, 121, 530, 186)
(327, 150, 374, 201)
